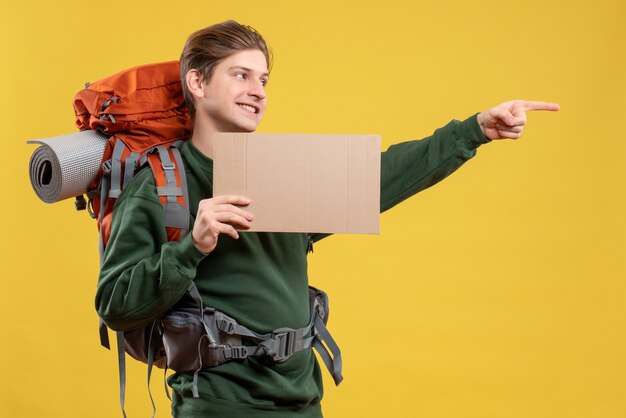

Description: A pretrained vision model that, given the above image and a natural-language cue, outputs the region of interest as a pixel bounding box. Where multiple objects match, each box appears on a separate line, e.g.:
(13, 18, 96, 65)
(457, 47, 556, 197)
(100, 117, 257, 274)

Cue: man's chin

(233, 121, 261, 133)
(216, 117, 261, 133)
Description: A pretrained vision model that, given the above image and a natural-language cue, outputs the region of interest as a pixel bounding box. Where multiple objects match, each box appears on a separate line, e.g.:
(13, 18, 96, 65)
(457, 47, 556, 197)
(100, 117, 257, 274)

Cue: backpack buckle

(216, 318, 237, 334)
(272, 328, 297, 361)
(74, 194, 87, 211)
(102, 159, 112, 175)
(229, 346, 248, 360)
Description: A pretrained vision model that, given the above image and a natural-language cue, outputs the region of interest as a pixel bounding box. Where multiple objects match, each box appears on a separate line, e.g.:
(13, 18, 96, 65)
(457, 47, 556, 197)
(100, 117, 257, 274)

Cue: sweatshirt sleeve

(310, 113, 489, 242)
(379, 113, 490, 212)
(95, 169, 207, 331)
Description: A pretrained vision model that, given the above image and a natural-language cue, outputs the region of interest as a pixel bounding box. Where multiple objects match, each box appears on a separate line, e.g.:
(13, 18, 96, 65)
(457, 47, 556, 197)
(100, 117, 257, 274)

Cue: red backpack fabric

(73, 61, 192, 246)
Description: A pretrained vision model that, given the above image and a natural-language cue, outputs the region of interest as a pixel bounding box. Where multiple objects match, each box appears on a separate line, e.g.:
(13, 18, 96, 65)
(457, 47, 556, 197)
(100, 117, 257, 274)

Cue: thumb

(494, 108, 515, 126)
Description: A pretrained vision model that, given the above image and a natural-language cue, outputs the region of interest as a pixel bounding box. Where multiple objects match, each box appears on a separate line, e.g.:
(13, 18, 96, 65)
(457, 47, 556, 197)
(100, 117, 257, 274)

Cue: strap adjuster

(217, 318, 237, 334)
(272, 328, 297, 361)
(101, 159, 112, 174)
(229, 346, 248, 359)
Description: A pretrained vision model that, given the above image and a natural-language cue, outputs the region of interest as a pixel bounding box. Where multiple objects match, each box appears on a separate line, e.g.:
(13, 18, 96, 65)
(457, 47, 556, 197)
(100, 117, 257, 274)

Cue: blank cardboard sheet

(213, 133, 381, 234)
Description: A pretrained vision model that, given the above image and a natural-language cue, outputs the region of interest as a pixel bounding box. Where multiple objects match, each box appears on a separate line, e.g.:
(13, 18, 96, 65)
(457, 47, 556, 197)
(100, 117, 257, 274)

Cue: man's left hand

(477, 100, 560, 140)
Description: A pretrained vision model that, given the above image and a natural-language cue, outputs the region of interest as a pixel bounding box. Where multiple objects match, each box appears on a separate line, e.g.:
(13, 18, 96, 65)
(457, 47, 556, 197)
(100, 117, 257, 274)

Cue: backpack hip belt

(180, 285, 341, 374)
(123, 282, 343, 399)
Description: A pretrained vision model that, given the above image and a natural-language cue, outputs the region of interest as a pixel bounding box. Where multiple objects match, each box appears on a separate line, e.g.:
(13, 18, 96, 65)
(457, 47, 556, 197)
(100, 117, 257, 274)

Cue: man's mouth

(237, 103, 259, 114)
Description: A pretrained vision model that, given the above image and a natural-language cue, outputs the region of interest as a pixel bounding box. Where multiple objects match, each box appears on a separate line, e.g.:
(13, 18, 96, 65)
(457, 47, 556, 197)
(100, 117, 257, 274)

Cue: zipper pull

(306, 233, 314, 254)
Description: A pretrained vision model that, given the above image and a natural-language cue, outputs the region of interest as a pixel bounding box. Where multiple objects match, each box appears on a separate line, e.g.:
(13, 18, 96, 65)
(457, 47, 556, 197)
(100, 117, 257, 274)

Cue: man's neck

(190, 115, 218, 159)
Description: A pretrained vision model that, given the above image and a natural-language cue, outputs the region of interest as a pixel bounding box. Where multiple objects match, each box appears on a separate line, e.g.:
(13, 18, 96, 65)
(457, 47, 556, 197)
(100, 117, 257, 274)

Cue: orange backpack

(74, 62, 193, 415)
(74, 60, 192, 248)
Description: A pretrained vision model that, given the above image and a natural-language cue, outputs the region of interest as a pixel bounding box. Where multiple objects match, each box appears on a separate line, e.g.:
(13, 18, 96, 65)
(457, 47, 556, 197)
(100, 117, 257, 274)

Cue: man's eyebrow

(229, 66, 269, 78)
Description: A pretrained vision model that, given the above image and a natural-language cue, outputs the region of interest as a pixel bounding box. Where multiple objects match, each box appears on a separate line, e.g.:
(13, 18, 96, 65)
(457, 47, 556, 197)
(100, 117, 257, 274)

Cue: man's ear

(186, 69, 205, 100)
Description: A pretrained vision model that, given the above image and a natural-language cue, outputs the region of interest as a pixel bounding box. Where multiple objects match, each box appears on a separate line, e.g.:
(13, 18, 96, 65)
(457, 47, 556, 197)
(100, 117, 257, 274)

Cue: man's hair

(180, 20, 272, 116)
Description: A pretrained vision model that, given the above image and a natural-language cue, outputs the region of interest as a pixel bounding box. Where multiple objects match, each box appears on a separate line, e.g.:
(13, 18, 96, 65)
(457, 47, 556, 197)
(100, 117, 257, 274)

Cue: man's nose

(248, 81, 266, 100)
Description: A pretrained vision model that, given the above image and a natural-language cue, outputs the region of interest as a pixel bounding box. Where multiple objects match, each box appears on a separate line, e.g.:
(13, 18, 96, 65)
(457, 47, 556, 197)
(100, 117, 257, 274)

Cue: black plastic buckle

(74, 195, 87, 211)
(229, 346, 248, 359)
(272, 328, 297, 361)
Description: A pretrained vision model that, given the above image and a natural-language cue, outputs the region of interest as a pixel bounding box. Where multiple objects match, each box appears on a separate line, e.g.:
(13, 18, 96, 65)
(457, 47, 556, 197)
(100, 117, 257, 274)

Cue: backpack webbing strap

(214, 314, 315, 362)
(99, 319, 111, 350)
(148, 146, 190, 240)
(109, 139, 126, 199)
(155, 146, 181, 197)
(186, 281, 218, 345)
(98, 170, 112, 350)
(146, 321, 160, 418)
(185, 281, 212, 399)
(98, 173, 111, 265)
(163, 366, 172, 401)
(312, 315, 343, 385)
(170, 146, 190, 239)
(123, 152, 140, 190)
(116, 331, 128, 418)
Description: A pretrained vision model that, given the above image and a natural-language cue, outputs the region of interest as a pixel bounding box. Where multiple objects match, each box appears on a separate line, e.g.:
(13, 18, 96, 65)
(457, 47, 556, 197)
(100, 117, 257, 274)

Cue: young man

(96, 20, 559, 417)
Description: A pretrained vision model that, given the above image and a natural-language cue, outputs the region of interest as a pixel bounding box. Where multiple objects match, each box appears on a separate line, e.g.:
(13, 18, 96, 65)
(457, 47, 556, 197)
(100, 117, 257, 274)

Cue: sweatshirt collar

(183, 140, 213, 174)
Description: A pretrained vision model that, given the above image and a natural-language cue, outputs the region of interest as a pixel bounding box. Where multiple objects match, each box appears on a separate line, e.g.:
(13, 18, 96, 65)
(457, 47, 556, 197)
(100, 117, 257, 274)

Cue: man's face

(196, 49, 269, 133)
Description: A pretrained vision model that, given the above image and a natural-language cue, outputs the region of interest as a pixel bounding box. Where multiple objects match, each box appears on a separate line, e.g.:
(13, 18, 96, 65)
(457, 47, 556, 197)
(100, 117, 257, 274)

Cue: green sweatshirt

(96, 114, 489, 417)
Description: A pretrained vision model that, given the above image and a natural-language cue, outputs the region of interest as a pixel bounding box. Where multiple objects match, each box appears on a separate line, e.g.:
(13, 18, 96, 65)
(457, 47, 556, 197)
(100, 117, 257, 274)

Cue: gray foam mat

(28, 130, 108, 203)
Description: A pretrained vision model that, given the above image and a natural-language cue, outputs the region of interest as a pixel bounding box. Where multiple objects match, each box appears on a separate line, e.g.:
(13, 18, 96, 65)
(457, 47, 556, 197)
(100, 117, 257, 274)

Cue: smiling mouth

(237, 103, 259, 114)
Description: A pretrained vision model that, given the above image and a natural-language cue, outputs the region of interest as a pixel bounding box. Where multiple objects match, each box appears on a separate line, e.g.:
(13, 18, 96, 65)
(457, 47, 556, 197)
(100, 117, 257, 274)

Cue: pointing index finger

(519, 101, 561, 112)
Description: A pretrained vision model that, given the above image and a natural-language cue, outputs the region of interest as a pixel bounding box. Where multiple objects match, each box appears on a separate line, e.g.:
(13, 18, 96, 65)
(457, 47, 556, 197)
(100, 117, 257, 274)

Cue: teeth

(238, 104, 256, 113)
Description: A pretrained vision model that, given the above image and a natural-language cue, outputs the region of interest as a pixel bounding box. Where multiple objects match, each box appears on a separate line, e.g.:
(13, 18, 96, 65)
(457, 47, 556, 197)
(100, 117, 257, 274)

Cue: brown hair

(180, 20, 272, 116)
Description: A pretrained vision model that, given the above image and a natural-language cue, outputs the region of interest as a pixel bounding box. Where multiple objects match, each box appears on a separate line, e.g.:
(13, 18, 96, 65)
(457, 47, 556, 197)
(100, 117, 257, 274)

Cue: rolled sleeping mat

(28, 130, 108, 203)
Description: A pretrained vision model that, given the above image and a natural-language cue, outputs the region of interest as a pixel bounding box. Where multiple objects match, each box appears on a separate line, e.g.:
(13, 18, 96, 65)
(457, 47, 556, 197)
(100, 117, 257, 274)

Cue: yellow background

(1, 0, 625, 416)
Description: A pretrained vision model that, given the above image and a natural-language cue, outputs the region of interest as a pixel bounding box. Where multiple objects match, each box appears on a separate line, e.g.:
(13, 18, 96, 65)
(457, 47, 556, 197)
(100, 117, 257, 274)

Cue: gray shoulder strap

(122, 151, 140, 190)
(155, 146, 188, 231)
(108, 139, 126, 199)
(171, 146, 190, 238)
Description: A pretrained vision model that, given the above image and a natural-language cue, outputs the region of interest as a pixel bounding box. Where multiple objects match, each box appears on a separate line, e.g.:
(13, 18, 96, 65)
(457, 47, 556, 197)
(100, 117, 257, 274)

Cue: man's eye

(235, 73, 246, 79)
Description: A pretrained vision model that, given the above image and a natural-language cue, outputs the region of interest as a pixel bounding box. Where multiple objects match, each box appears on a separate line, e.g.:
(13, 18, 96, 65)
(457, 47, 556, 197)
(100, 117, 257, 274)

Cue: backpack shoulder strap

(146, 142, 190, 241)
(112, 141, 191, 417)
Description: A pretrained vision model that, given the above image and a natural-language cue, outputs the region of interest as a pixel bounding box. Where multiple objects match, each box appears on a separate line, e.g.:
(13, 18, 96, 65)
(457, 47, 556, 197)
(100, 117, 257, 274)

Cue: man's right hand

(191, 195, 254, 254)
